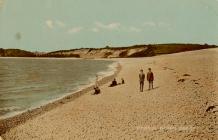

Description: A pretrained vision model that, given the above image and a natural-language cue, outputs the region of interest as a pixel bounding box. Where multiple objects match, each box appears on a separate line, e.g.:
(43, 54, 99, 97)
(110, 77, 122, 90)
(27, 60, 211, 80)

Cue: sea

(0, 58, 117, 119)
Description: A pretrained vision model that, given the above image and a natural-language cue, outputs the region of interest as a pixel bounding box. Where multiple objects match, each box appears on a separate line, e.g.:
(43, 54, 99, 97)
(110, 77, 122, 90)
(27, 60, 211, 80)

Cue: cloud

(91, 22, 143, 33)
(91, 28, 100, 32)
(143, 21, 171, 28)
(128, 27, 142, 32)
(45, 19, 83, 34)
(45, 19, 67, 29)
(45, 20, 54, 29)
(143, 22, 156, 27)
(95, 22, 121, 30)
(158, 22, 170, 27)
(56, 20, 66, 28)
(67, 27, 83, 34)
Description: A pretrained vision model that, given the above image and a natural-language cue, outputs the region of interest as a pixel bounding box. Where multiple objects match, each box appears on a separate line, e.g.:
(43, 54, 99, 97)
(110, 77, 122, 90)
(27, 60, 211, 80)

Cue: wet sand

(1, 48, 218, 139)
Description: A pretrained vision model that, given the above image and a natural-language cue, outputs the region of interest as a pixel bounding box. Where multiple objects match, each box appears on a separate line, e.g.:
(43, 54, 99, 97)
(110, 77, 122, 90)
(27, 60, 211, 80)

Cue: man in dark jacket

(147, 68, 154, 90)
(139, 69, 145, 92)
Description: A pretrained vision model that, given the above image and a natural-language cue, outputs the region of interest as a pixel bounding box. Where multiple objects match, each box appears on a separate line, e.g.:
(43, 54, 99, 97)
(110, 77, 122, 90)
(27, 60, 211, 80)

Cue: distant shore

(1, 43, 216, 58)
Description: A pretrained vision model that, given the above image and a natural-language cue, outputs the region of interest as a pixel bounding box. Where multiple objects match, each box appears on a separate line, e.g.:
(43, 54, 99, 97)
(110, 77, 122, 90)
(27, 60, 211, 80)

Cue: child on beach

(139, 69, 145, 92)
(147, 68, 154, 90)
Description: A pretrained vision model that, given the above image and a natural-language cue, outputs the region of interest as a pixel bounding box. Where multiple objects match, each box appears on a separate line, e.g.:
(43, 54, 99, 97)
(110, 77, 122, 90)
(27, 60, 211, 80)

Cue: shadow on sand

(146, 86, 159, 91)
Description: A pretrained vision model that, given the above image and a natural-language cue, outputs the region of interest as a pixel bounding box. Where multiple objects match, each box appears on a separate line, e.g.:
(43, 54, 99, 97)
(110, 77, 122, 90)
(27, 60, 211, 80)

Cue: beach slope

(2, 48, 218, 139)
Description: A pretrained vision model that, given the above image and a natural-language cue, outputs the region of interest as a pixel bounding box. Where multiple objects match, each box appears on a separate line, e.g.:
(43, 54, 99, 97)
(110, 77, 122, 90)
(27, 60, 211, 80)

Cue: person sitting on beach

(109, 78, 118, 87)
(93, 75, 101, 94)
(94, 86, 101, 94)
(147, 68, 154, 90)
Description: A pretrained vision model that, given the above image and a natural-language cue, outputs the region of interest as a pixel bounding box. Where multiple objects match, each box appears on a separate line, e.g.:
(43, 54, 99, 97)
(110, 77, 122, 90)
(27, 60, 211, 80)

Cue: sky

(0, 0, 218, 52)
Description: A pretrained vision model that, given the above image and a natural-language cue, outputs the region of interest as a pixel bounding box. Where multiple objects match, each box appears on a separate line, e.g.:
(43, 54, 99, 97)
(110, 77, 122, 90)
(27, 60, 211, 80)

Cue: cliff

(0, 44, 216, 58)
(44, 44, 216, 58)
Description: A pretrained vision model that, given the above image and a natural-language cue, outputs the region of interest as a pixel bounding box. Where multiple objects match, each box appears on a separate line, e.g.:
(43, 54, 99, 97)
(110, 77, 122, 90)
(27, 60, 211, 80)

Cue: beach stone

(178, 79, 185, 82)
(183, 74, 191, 76)
(206, 106, 216, 112)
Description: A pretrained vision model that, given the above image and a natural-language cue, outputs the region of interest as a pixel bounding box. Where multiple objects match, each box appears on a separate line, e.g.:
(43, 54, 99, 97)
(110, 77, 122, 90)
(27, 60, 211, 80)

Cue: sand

(1, 48, 218, 140)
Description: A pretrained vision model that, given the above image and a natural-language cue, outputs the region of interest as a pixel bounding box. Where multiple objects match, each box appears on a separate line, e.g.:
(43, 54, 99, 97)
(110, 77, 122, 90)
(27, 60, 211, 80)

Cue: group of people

(139, 68, 154, 92)
(109, 78, 125, 87)
(93, 68, 154, 94)
(93, 77, 125, 95)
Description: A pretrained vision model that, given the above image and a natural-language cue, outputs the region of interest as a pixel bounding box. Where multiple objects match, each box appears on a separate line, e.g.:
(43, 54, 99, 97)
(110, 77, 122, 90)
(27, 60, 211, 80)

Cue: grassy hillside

(152, 44, 215, 55)
(0, 44, 216, 58)
(0, 48, 35, 57)
(44, 44, 216, 58)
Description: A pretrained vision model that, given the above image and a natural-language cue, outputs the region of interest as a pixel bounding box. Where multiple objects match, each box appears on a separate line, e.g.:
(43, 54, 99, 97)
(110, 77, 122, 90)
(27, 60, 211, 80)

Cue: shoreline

(0, 62, 121, 135)
(0, 60, 118, 120)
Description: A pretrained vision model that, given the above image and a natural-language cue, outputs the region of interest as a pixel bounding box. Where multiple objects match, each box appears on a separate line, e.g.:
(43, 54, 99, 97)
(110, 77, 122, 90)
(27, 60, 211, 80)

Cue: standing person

(93, 75, 100, 94)
(147, 68, 154, 90)
(139, 69, 145, 92)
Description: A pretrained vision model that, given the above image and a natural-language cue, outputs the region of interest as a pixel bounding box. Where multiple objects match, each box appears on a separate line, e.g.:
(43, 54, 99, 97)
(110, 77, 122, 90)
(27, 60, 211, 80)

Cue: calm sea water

(0, 58, 116, 119)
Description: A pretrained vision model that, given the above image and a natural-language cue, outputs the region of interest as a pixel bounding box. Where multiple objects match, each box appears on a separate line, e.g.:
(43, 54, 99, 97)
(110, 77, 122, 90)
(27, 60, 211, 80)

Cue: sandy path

(2, 49, 218, 140)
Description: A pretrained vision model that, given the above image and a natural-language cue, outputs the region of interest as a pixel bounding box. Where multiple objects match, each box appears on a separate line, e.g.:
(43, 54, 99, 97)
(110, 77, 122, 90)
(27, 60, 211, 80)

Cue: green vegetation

(152, 44, 215, 55)
(0, 44, 216, 58)
(0, 48, 35, 57)
(46, 43, 216, 58)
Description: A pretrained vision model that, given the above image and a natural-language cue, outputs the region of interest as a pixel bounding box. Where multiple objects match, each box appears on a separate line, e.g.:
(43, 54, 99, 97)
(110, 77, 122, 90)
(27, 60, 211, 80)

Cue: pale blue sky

(0, 0, 218, 51)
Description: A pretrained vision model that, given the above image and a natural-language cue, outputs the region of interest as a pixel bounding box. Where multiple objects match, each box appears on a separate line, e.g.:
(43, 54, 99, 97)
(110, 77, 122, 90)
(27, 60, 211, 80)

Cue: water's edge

(0, 61, 121, 135)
